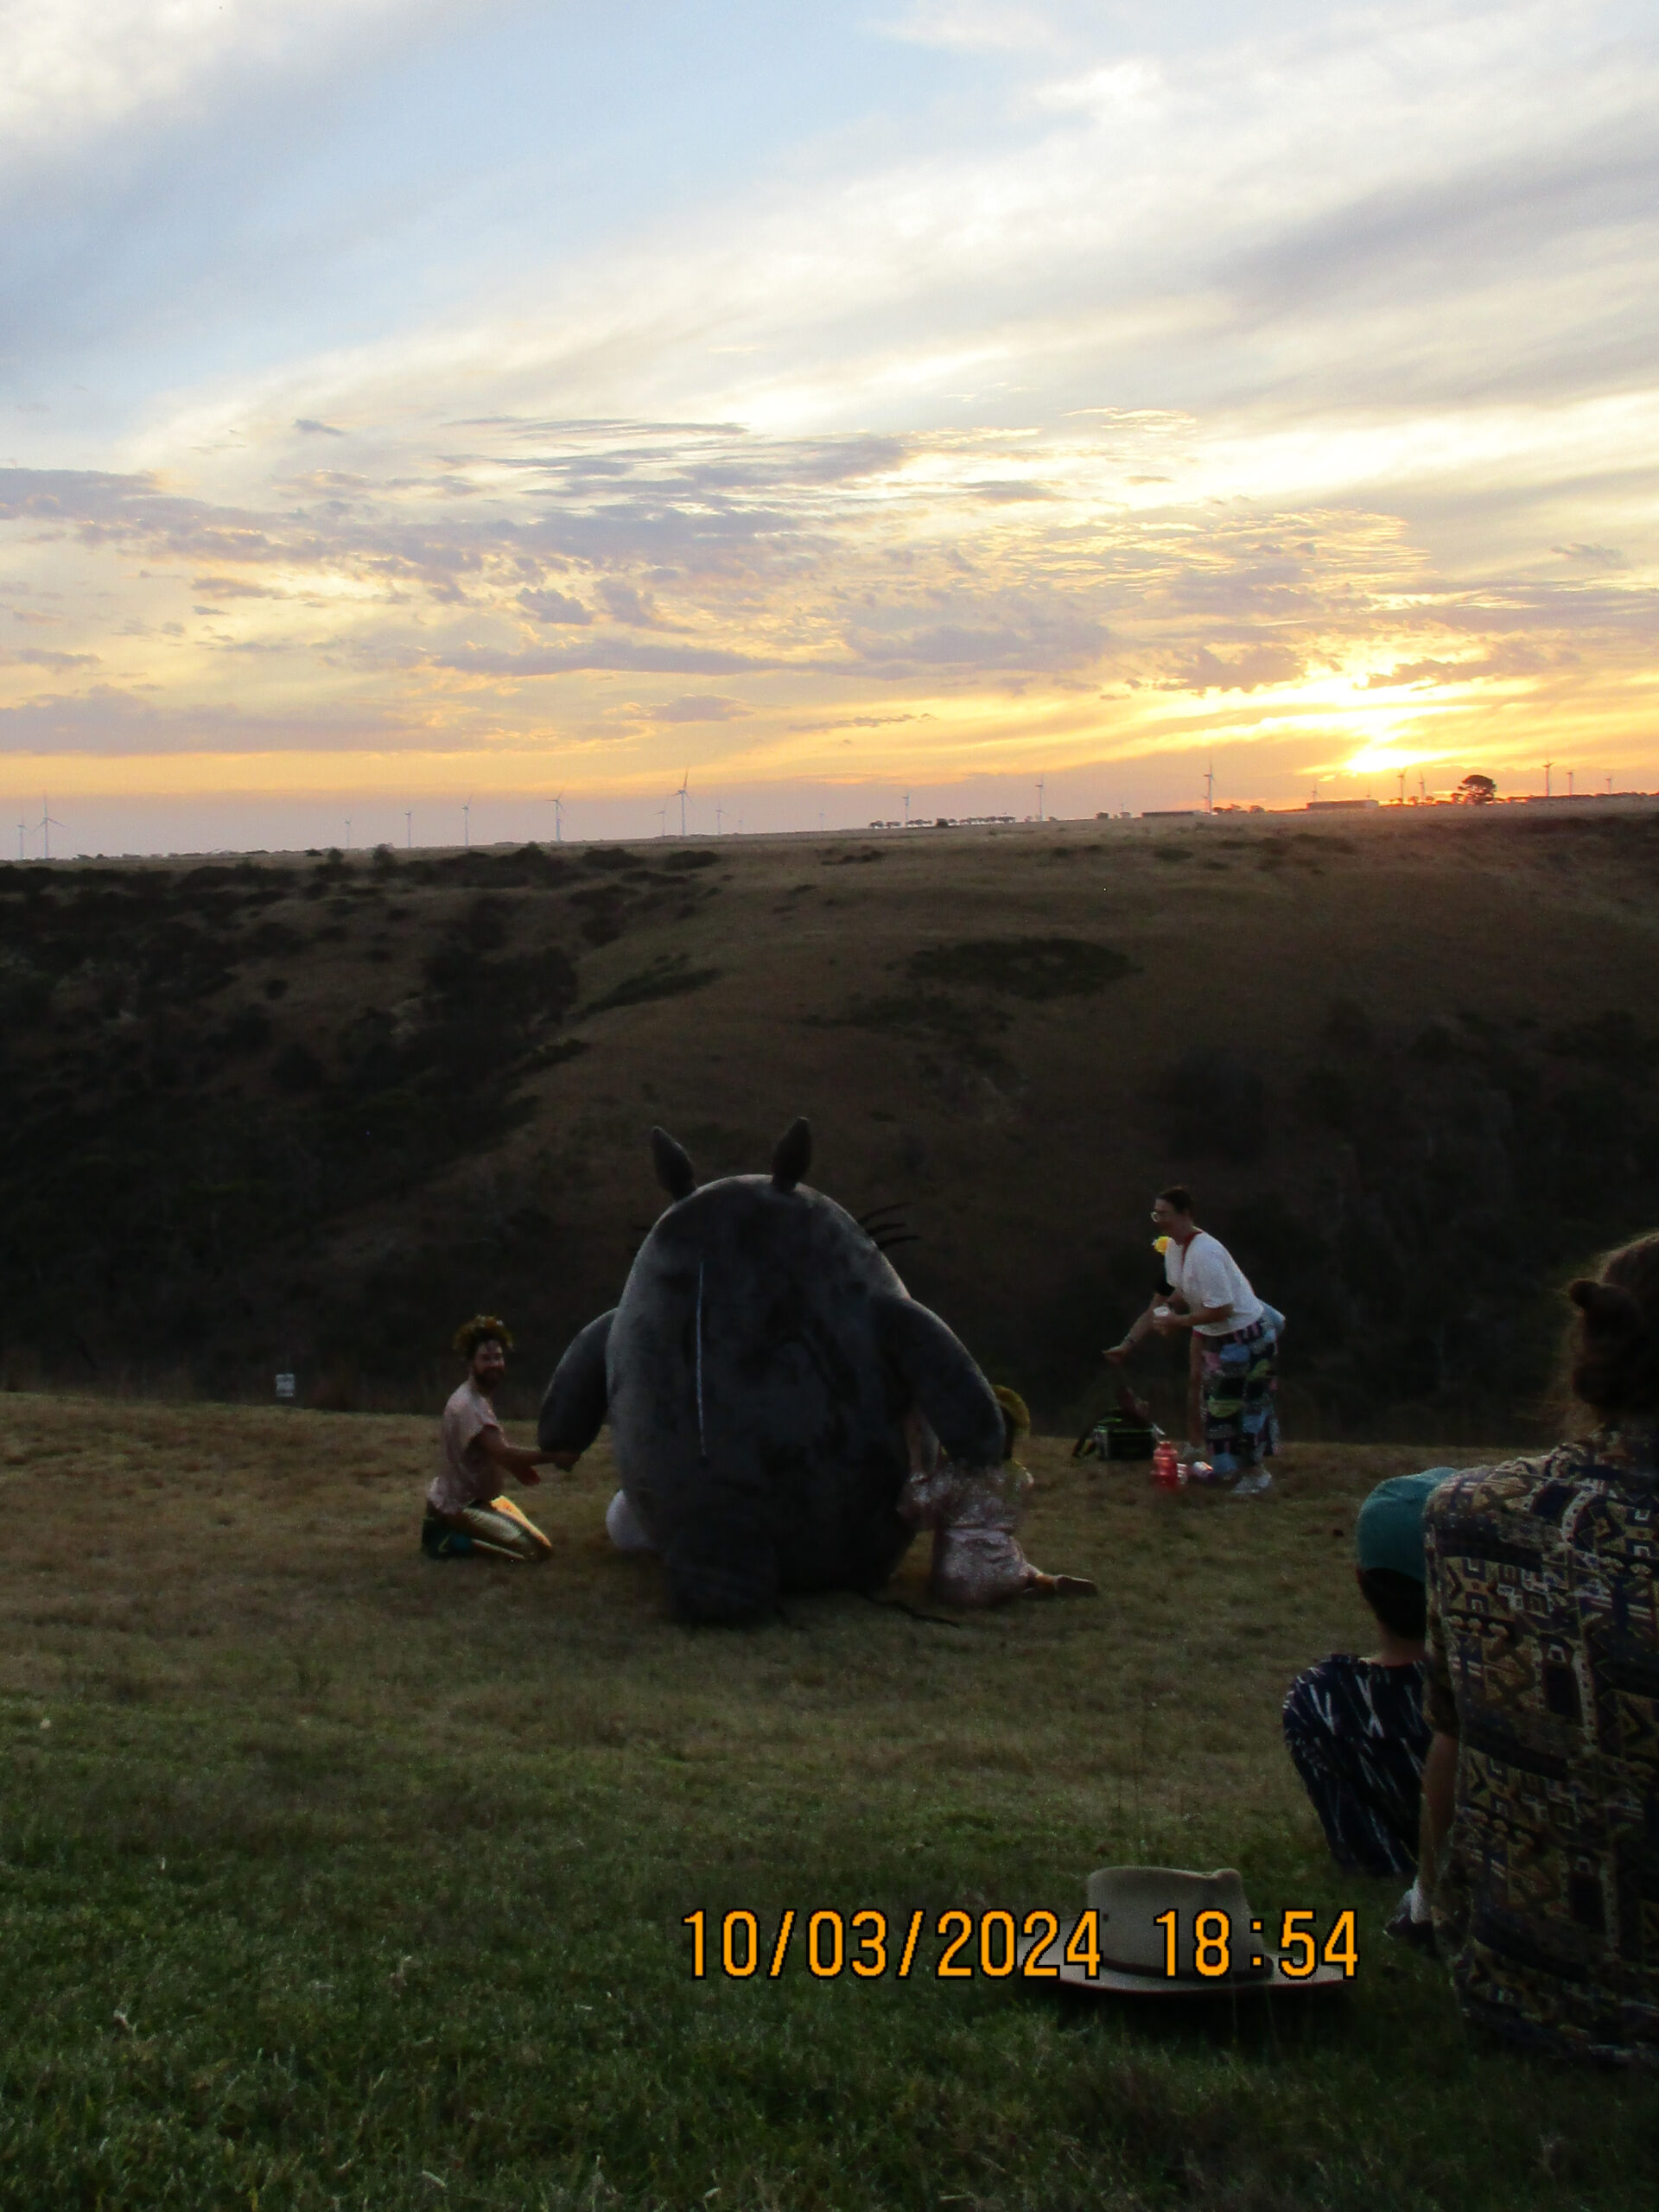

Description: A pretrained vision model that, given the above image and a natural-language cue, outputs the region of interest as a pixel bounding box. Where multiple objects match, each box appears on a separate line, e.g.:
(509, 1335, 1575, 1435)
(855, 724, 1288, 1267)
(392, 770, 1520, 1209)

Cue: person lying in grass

(421, 1315, 574, 1562)
(901, 1386, 1096, 1605)
(1281, 1471, 1443, 1884)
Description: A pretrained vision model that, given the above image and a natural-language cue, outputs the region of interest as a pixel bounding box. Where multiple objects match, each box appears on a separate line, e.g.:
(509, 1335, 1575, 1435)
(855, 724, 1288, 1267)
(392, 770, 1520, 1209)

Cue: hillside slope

(3, 805, 1657, 1430)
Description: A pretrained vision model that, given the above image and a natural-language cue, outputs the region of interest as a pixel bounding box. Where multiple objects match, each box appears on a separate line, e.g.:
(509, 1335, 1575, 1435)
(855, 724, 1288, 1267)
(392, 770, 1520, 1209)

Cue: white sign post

(275, 1373, 296, 1402)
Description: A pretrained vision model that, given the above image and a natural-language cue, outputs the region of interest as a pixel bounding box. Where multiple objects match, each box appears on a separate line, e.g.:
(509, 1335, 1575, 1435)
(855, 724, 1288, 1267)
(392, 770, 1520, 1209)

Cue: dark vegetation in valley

(2, 807, 1658, 1436)
(907, 934, 1137, 996)
(0, 842, 720, 1401)
(1155, 995, 1659, 1431)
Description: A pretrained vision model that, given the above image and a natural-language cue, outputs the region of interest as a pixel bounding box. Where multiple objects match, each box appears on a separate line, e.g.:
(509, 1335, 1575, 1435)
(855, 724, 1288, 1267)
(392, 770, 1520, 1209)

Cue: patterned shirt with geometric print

(1423, 1423, 1659, 2063)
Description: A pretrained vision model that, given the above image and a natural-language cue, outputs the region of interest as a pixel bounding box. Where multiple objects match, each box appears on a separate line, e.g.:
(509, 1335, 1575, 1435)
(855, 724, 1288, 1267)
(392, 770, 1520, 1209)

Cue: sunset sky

(3, 0, 1656, 853)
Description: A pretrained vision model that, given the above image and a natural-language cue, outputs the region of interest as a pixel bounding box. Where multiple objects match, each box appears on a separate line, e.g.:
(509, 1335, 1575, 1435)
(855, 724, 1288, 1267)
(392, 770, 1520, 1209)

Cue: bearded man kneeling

(422, 1316, 572, 1561)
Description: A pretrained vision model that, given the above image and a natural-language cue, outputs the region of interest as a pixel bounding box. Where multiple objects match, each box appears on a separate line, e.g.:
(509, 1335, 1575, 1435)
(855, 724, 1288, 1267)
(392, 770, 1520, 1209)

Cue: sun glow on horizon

(3, 3, 1656, 852)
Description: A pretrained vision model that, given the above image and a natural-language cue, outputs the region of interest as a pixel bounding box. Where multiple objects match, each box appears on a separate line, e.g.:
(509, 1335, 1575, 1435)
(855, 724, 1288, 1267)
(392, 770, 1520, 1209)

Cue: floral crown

(454, 1313, 514, 1357)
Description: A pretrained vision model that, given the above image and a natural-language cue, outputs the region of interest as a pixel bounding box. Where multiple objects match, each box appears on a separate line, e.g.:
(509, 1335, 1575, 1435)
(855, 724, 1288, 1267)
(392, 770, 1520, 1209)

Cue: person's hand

(520, 1466, 543, 1485)
(1103, 1342, 1130, 1365)
(548, 1450, 578, 1471)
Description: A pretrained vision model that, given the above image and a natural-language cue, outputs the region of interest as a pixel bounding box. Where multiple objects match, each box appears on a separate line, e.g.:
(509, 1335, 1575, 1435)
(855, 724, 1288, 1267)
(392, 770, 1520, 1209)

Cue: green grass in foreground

(2, 1395, 1656, 2209)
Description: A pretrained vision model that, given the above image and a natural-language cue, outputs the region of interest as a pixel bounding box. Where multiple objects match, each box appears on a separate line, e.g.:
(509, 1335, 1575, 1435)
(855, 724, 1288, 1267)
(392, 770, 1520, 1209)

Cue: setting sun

(3, 3, 1654, 850)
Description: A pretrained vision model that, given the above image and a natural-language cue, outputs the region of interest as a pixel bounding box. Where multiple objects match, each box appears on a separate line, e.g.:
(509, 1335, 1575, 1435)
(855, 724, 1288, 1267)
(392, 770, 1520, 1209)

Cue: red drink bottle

(1153, 1439, 1181, 1490)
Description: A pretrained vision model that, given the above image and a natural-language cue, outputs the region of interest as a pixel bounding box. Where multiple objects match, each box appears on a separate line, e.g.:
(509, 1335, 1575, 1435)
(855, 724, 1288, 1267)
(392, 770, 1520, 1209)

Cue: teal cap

(1354, 1470, 1452, 1581)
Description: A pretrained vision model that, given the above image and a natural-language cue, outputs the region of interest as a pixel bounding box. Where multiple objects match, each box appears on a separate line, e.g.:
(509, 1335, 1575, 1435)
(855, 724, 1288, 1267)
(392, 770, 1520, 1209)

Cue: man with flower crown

(1103, 1184, 1282, 1496)
(421, 1315, 573, 1560)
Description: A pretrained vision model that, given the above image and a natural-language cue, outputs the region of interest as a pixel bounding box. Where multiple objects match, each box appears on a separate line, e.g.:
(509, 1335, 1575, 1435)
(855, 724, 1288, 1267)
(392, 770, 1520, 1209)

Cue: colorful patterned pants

(1198, 1316, 1280, 1472)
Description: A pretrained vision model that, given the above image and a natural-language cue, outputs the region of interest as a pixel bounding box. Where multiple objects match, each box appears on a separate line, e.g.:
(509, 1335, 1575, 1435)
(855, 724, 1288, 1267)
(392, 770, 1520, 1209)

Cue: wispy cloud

(0, 0, 410, 161)
(875, 2, 1068, 55)
(652, 694, 751, 721)
(518, 585, 593, 626)
(2, 3, 1656, 829)
(6, 415, 1654, 786)
(3, 645, 99, 670)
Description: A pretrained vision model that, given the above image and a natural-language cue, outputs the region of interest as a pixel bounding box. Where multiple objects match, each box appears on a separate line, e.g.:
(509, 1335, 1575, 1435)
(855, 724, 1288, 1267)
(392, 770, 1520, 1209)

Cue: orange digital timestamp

(1152, 1907, 1360, 1980)
(682, 1908, 1106, 1980)
(683, 1906, 1361, 1981)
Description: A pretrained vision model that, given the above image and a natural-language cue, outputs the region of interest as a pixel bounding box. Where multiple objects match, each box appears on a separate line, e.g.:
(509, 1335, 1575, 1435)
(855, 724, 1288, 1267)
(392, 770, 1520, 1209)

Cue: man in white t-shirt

(422, 1315, 574, 1560)
(1104, 1186, 1281, 1496)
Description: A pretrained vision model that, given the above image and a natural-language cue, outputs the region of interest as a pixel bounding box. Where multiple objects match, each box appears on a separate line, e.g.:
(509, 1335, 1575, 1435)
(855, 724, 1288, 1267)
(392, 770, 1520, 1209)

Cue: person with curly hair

(1412, 1231, 1659, 2062)
(422, 1316, 573, 1561)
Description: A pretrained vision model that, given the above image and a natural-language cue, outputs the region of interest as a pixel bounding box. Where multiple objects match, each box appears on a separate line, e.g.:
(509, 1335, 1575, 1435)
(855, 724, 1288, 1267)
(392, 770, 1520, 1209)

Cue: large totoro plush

(537, 1118, 1005, 1623)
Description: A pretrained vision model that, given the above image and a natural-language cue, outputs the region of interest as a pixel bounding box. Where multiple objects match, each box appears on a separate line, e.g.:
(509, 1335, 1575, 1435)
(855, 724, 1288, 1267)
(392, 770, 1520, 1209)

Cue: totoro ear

(771, 1116, 812, 1192)
(650, 1126, 697, 1201)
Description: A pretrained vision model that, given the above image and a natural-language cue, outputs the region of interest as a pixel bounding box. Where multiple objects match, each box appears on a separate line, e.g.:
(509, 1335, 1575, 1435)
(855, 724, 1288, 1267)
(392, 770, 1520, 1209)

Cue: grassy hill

(3, 1393, 1656, 2209)
(3, 804, 1658, 1432)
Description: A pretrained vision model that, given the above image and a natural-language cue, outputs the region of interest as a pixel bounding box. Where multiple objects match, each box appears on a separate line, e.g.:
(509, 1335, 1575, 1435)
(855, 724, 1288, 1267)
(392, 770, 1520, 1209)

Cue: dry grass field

(4, 1389, 1658, 2209)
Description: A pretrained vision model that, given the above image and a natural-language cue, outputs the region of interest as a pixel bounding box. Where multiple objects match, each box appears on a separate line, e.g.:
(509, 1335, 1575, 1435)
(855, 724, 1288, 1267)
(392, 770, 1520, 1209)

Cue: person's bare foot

(1029, 1572, 1097, 1597)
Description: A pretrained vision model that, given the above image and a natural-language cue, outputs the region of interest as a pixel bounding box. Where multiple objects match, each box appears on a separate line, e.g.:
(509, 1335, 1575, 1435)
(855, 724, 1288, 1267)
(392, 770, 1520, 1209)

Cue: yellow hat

(992, 1384, 1031, 1455)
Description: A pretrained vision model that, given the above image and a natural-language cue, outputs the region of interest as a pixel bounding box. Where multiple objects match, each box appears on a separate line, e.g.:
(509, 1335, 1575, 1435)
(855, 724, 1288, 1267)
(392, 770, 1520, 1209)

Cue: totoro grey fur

(537, 1118, 1004, 1622)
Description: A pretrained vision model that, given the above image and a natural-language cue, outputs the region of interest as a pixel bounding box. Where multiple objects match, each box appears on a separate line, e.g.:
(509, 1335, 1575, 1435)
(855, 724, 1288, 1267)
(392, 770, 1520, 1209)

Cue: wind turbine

(462, 796, 472, 848)
(16, 819, 23, 861)
(551, 791, 565, 844)
(902, 791, 911, 826)
(344, 817, 352, 850)
(1035, 778, 1046, 823)
(37, 798, 65, 860)
(405, 809, 412, 849)
(715, 801, 723, 836)
(1544, 761, 1553, 798)
(658, 803, 667, 838)
(675, 768, 690, 837)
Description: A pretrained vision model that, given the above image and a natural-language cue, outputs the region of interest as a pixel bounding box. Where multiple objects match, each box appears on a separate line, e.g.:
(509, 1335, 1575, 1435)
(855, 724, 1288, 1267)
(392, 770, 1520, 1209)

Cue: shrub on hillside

(813, 992, 1008, 1048)
(583, 955, 721, 1015)
(271, 1042, 326, 1092)
(213, 1006, 272, 1057)
(1324, 996, 1373, 1052)
(908, 937, 1135, 998)
(1157, 1052, 1268, 1164)
(462, 896, 512, 953)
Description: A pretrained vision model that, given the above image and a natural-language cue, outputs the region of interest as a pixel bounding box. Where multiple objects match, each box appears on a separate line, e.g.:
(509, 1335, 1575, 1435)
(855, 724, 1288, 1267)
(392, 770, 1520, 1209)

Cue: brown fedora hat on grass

(1018, 1866, 1350, 1995)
